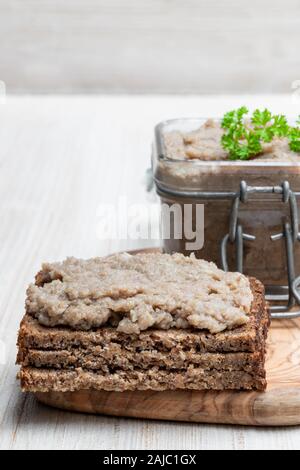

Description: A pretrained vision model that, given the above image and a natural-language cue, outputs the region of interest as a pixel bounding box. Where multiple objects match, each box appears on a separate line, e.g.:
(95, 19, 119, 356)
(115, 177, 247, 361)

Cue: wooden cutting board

(35, 249, 300, 426)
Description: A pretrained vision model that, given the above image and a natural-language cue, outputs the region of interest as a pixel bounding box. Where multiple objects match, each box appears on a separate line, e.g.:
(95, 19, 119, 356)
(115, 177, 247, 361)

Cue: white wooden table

(0, 95, 299, 450)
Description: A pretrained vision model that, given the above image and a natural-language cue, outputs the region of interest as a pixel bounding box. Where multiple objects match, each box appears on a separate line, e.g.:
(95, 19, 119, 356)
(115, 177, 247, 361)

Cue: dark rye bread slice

(18, 278, 268, 354)
(17, 346, 266, 374)
(17, 342, 267, 375)
(17, 305, 269, 373)
(19, 366, 267, 392)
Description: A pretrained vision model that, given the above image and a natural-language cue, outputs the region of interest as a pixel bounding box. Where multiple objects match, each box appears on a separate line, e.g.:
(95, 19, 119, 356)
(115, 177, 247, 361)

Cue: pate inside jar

(152, 118, 300, 285)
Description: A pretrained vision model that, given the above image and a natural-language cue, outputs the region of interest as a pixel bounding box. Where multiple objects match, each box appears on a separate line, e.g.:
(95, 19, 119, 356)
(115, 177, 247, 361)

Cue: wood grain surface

(1, 95, 300, 449)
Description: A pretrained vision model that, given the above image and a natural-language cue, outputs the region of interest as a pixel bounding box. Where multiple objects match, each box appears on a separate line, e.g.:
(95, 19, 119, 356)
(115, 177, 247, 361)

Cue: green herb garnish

(221, 107, 298, 160)
(289, 117, 300, 153)
(221, 107, 261, 160)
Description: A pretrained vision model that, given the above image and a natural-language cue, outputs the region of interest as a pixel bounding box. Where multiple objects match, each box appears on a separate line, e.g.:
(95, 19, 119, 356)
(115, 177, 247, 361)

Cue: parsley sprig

(289, 117, 300, 153)
(221, 107, 299, 160)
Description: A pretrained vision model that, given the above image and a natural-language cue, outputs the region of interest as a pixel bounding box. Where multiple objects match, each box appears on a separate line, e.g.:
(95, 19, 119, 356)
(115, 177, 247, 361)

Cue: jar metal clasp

(221, 180, 300, 319)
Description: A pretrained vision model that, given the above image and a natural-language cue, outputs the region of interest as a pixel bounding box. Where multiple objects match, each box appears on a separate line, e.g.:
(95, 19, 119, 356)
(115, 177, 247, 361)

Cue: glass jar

(152, 118, 300, 287)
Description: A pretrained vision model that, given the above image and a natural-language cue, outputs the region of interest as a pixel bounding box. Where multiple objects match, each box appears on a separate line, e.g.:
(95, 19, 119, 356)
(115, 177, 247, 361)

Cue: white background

(0, 0, 299, 93)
